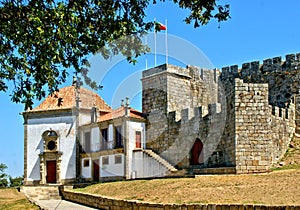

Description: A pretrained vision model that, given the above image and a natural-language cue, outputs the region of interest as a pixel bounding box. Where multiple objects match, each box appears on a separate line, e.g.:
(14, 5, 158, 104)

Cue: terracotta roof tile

(99, 107, 145, 122)
(31, 86, 112, 112)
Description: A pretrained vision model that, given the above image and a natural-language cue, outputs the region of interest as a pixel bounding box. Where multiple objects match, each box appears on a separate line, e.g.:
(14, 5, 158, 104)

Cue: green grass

(74, 168, 300, 205)
(271, 164, 300, 171)
(0, 188, 39, 210)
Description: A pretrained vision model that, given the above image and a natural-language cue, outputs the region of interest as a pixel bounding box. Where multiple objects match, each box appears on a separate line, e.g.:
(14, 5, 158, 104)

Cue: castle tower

(141, 64, 219, 167)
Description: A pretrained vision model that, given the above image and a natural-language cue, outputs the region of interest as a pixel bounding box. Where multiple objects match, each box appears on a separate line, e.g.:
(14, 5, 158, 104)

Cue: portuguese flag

(155, 22, 167, 31)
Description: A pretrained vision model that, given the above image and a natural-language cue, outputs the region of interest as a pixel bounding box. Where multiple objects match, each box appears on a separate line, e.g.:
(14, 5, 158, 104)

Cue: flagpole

(154, 18, 157, 66)
(165, 19, 168, 65)
(145, 34, 148, 70)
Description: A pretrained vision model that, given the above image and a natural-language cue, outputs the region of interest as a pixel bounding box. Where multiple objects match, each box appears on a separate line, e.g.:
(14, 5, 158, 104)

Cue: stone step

(143, 149, 177, 172)
(21, 186, 62, 200)
(193, 167, 236, 175)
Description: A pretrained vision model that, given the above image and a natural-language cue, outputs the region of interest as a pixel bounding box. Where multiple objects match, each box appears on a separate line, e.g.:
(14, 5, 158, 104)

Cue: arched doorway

(191, 138, 203, 165)
(39, 129, 62, 184)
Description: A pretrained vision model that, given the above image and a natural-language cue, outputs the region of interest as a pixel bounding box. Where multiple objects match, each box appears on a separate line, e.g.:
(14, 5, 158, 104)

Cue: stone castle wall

(220, 54, 299, 173)
(158, 104, 226, 168)
(233, 79, 272, 173)
(221, 53, 300, 110)
(142, 64, 219, 157)
(142, 53, 299, 173)
(270, 103, 295, 165)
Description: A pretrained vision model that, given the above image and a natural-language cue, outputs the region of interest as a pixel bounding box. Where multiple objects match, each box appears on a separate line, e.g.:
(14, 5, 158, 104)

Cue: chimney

(91, 107, 97, 123)
(125, 97, 130, 117)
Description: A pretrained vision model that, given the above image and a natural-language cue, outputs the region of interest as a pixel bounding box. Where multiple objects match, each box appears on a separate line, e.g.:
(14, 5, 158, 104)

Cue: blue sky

(1, 0, 300, 177)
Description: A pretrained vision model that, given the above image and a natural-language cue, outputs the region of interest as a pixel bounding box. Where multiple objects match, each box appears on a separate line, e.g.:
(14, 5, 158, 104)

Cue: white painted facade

(79, 119, 146, 180)
(25, 115, 77, 184)
(100, 154, 125, 177)
(81, 158, 91, 178)
(132, 151, 169, 178)
(23, 86, 177, 186)
(78, 115, 176, 181)
(126, 121, 146, 179)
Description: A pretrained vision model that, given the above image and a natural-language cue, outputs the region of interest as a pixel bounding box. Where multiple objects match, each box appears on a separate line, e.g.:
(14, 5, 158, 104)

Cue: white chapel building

(22, 83, 176, 186)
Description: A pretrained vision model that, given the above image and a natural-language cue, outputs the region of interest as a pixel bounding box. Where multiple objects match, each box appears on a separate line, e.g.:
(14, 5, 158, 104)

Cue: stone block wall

(142, 53, 299, 174)
(219, 54, 300, 173)
(233, 79, 296, 173)
(234, 79, 272, 173)
(270, 103, 295, 165)
(142, 64, 221, 168)
(295, 95, 300, 134)
(213, 77, 236, 168)
(61, 189, 300, 210)
(142, 65, 169, 154)
(142, 64, 219, 157)
(221, 53, 300, 120)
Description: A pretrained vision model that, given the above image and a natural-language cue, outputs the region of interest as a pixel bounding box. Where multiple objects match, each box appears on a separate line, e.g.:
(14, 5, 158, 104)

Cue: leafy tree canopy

(9, 175, 23, 187)
(0, 0, 230, 109)
(0, 163, 8, 188)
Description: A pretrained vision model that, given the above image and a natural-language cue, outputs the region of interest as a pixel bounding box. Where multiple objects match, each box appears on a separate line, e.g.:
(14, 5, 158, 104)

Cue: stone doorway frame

(39, 130, 62, 185)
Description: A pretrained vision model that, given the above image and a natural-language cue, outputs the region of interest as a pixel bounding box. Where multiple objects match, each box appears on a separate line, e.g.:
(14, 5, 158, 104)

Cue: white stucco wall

(26, 115, 76, 182)
(81, 158, 91, 178)
(132, 151, 168, 178)
(79, 112, 92, 126)
(108, 124, 114, 149)
(100, 154, 124, 177)
(91, 127, 100, 152)
(126, 121, 145, 178)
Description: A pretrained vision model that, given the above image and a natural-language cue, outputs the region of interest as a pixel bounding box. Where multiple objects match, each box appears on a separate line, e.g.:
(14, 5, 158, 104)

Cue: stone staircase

(143, 149, 178, 173)
(21, 185, 62, 201)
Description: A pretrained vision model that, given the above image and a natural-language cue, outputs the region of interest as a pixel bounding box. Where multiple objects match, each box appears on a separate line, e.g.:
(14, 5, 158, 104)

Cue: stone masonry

(142, 53, 300, 174)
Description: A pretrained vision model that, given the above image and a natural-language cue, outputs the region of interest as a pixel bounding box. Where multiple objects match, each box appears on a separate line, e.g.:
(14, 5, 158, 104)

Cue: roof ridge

(31, 85, 112, 112)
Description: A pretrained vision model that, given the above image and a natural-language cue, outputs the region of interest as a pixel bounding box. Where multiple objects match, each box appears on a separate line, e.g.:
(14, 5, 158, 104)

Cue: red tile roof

(31, 86, 112, 112)
(99, 106, 145, 122)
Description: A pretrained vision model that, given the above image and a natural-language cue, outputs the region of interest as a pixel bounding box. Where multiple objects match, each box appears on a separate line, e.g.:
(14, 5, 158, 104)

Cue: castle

(22, 53, 300, 186)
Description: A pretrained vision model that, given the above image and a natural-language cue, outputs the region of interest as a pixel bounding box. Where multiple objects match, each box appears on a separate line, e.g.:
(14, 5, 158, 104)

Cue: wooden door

(46, 161, 57, 183)
(135, 131, 141, 148)
(93, 159, 100, 182)
(191, 138, 203, 165)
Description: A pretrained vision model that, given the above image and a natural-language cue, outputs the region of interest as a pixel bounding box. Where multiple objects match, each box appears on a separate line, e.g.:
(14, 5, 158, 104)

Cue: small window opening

(47, 140, 56, 150)
(83, 159, 90, 167)
(102, 156, 109, 165)
(115, 155, 122, 164)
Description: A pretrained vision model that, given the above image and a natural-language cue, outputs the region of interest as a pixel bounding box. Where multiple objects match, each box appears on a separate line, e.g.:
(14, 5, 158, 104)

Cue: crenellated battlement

(142, 63, 219, 84)
(270, 98, 295, 120)
(142, 52, 299, 174)
(221, 53, 300, 79)
(167, 103, 222, 124)
(221, 53, 300, 109)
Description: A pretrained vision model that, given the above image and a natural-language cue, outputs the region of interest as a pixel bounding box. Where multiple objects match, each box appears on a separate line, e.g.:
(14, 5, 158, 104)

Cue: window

(115, 155, 122, 164)
(115, 126, 123, 148)
(42, 130, 58, 152)
(102, 156, 109, 165)
(84, 132, 91, 153)
(47, 140, 56, 150)
(135, 131, 141, 148)
(101, 128, 108, 150)
(83, 159, 90, 167)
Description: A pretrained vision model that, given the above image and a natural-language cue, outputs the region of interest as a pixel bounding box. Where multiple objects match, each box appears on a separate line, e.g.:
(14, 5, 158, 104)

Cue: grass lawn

(0, 188, 39, 210)
(75, 169, 300, 205)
